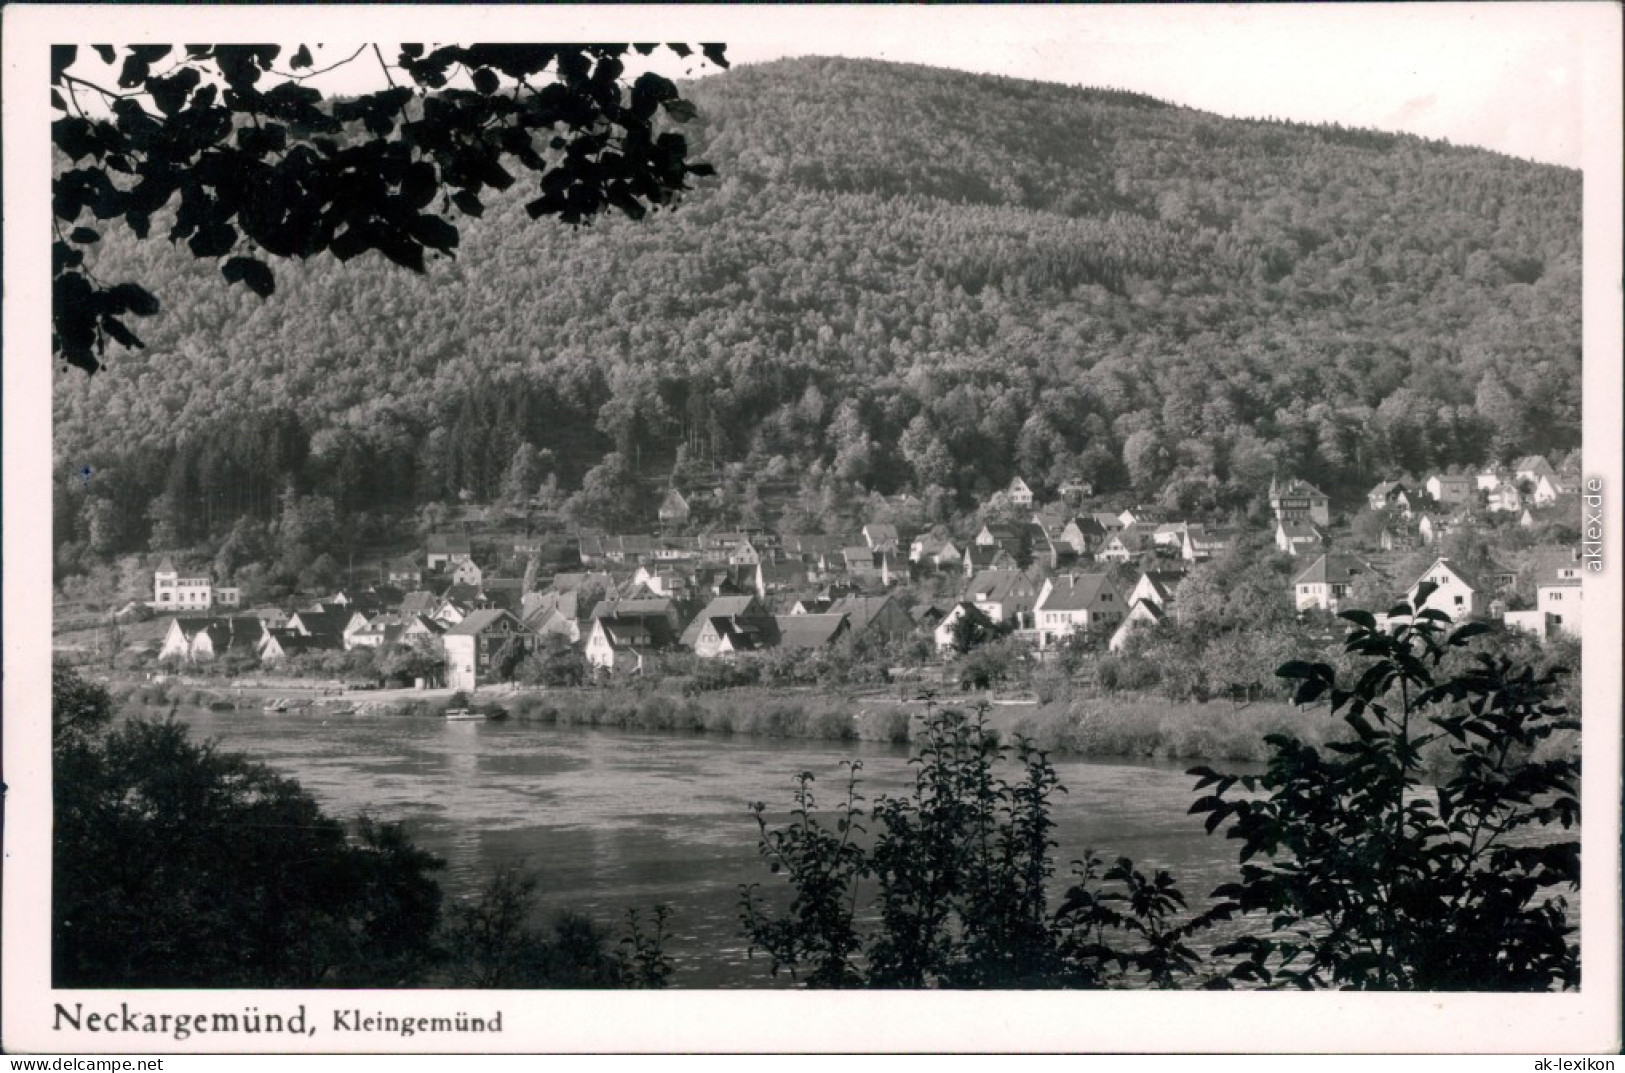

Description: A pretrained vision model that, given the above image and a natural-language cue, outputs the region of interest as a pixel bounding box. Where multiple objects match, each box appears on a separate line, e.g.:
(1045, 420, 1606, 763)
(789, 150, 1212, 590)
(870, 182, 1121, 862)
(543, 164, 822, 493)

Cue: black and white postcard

(4, 2, 1621, 1056)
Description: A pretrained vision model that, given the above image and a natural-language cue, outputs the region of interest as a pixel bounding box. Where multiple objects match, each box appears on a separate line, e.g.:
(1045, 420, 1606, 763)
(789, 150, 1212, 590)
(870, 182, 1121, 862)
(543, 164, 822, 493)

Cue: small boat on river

(443, 708, 485, 721)
(262, 697, 289, 713)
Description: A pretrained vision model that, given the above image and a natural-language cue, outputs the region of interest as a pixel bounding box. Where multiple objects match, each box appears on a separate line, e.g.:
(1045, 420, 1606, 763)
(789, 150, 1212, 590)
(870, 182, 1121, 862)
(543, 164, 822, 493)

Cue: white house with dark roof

(964, 569, 1040, 627)
(1108, 599, 1166, 653)
(1292, 553, 1373, 613)
(442, 609, 537, 690)
(1004, 477, 1034, 507)
(1426, 473, 1475, 506)
(1407, 558, 1485, 619)
(1274, 518, 1324, 557)
(1032, 573, 1123, 648)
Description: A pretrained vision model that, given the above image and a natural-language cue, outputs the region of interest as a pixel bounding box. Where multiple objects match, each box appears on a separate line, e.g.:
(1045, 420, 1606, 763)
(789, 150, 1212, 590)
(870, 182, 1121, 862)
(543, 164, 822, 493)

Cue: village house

(1096, 529, 1150, 565)
(151, 559, 241, 611)
(1059, 516, 1108, 557)
(1268, 477, 1331, 527)
(1536, 578, 1581, 638)
(385, 556, 423, 587)
(1485, 479, 1523, 513)
(1425, 473, 1475, 507)
(1513, 455, 1556, 486)
(1108, 598, 1166, 653)
(159, 615, 266, 662)
(1181, 525, 1236, 562)
(680, 595, 769, 650)
(932, 602, 998, 651)
(961, 544, 1020, 575)
(1058, 477, 1094, 501)
(1127, 570, 1183, 610)
(448, 557, 484, 586)
(1407, 557, 1485, 619)
(585, 612, 677, 674)
(862, 522, 902, 553)
(1274, 517, 1324, 557)
(1004, 476, 1035, 507)
(728, 539, 763, 567)
(774, 612, 852, 651)
(1150, 522, 1189, 550)
(963, 569, 1041, 628)
(1292, 553, 1374, 613)
(1366, 480, 1416, 516)
(1032, 573, 1124, 649)
(909, 532, 963, 571)
(1533, 474, 1577, 505)
(692, 614, 776, 658)
(442, 609, 538, 690)
(258, 628, 343, 663)
(657, 488, 691, 527)
(1117, 507, 1168, 529)
(425, 533, 472, 571)
(827, 593, 913, 640)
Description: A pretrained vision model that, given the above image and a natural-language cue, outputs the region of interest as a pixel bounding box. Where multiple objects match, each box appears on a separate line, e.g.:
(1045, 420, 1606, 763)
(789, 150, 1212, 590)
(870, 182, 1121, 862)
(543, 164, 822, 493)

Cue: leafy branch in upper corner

(1188, 585, 1580, 991)
(51, 42, 727, 373)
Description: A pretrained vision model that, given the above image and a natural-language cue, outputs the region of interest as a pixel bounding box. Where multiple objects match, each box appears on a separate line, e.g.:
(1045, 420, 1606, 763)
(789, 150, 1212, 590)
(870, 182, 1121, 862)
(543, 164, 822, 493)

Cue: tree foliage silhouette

(52, 42, 727, 372)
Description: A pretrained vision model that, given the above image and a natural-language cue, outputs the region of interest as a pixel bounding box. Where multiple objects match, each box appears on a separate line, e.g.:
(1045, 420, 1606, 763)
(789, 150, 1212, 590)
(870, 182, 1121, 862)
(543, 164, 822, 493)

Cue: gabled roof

(680, 595, 765, 646)
(966, 569, 1033, 604)
(426, 532, 472, 554)
(659, 488, 690, 513)
(1410, 557, 1484, 594)
(827, 594, 902, 634)
(1293, 553, 1372, 587)
(1273, 477, 1328, 500)
(398, 590, 440, 615)
(1037, 573, 1116, 613)
(443, 608, 530, 638)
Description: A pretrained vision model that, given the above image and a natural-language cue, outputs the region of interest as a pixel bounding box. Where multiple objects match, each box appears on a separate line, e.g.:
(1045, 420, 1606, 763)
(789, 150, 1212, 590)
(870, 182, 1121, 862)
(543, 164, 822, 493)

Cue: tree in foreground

(1189, 587, 1579, 990)
(53, 662, 444, 987)
(738, 700, 1200, 988)
(742, 592, 1580, 990)
(52, 42, 727, 373)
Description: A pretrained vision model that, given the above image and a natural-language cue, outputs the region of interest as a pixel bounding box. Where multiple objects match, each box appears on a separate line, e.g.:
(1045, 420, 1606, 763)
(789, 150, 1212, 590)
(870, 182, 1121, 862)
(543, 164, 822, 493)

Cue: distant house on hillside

(159, 616, 265, 662)
(1004, 477, 1035, 507)
(1426, 473, 1475, 507)
(1269, 477, 1331, 527)
(1274, 518, 1324, 557)
(1407, 558, 1485, 619)
(1292, 553, 1374, 613)
(933, 602, 997, 652)
(1181, 525, 1236, 562)
(1513, 455, 1556, 486)
(426, 533, 472, 571)
(385, 556, 423, 587)
(1367, 480, 1414, 515)
(657, 488, 691, 526)
(151, 559, 240, 611)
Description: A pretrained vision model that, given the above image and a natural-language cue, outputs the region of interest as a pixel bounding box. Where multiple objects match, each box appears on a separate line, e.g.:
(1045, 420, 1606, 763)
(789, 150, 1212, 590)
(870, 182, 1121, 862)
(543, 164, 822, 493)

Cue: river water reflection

(176, 706, 1257, 987)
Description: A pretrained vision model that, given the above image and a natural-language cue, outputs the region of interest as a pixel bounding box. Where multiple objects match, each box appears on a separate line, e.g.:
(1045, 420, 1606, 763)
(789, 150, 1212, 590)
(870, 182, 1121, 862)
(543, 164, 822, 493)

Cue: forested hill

(54, 56, 1581, 552)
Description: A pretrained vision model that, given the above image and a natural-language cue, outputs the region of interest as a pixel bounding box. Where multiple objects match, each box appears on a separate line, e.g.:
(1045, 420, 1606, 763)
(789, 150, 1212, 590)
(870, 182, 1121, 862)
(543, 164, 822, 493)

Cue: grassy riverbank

(122, 678, 1576, 770)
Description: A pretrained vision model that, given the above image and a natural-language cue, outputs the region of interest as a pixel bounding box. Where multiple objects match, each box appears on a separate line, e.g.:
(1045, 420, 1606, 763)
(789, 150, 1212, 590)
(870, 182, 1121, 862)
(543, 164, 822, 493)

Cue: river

(171, 705, 1265, 987)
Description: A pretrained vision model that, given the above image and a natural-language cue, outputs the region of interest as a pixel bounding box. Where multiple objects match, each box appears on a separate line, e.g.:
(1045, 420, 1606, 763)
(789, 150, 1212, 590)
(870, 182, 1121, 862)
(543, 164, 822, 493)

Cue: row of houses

(1291, 550, 1583, 640)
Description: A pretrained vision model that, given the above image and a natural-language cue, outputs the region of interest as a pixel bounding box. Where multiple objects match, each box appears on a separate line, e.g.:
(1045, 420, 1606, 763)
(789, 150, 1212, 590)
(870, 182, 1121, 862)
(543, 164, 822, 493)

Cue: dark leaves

(221, 256, 275, 297)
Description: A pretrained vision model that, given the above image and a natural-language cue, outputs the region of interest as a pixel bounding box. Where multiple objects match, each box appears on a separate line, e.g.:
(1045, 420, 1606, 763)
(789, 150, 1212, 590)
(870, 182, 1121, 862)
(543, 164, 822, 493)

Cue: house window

(1454, 596, 1464, 607)
(1549, 592, 1562, 601)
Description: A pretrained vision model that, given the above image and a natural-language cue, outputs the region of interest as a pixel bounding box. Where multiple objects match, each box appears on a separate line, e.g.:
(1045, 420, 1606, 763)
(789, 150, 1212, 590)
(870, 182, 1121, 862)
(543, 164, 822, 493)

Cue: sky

(40, 3, 1601, 169)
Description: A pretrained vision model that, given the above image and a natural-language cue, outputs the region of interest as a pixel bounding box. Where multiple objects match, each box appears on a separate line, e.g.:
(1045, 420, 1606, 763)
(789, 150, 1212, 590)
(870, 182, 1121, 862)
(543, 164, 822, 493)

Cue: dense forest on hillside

(53, 57, 1581, 567)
